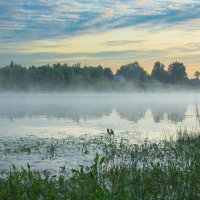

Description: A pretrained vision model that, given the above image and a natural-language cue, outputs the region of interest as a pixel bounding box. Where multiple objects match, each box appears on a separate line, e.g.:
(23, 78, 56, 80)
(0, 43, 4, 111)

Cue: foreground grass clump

(1, 130, 200, 199)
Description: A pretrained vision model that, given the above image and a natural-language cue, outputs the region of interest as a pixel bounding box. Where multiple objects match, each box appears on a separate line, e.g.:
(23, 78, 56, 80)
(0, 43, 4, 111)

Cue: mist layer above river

(0, 92, 199, 139)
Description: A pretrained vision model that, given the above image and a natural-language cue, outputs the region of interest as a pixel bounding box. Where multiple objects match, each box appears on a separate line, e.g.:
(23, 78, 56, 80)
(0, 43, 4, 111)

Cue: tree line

(0, 61, 199, 90)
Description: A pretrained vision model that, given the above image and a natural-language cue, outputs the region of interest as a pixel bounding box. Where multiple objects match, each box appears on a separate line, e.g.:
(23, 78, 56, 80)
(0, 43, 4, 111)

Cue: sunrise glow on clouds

(0, 0, 199, 76)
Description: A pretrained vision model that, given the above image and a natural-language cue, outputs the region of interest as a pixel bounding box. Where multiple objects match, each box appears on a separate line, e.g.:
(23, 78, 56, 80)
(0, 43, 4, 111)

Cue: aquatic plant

(1, 130, 200, 199)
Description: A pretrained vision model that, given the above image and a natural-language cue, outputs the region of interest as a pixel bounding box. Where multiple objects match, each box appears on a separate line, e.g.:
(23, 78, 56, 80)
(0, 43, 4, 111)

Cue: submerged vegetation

(1, 130, 200, 199)
(0, 61, 199, 91)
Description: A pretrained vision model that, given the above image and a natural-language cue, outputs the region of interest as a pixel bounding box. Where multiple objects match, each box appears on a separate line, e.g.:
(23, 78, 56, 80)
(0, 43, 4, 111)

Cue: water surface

(0, 92, 199, 173)
(0, 93, 199, 140)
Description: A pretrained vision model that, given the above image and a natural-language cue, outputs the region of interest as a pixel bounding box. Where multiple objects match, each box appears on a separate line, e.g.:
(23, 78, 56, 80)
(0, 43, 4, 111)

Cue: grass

(1, 129, 200, 199)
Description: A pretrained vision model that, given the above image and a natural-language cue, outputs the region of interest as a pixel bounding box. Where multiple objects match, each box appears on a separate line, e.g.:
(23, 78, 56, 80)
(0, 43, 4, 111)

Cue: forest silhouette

(0, 61, 199, 90)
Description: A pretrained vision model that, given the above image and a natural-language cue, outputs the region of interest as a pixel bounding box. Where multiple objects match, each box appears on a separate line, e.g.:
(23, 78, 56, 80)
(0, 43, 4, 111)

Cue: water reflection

(150, 103, 187, 124)
(0, 93, 198, 124)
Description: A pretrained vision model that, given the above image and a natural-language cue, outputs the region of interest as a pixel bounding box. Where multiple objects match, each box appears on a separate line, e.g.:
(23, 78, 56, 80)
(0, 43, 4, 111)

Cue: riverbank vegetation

(1, 130, 200, 199)
(0, 61, 199, 91)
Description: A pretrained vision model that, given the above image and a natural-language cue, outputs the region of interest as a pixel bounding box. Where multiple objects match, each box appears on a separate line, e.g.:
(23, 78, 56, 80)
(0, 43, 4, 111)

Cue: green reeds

(1, 130, 200, 199)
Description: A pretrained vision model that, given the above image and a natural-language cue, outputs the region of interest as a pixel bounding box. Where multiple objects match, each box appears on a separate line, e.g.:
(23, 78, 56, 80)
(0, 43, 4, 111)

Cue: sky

(0, 0, 199, 77)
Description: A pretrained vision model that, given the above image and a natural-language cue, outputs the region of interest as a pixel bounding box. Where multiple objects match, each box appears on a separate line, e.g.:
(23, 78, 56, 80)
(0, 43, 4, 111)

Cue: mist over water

(0, 92, 199, 140)
(0, 92, 200, 173)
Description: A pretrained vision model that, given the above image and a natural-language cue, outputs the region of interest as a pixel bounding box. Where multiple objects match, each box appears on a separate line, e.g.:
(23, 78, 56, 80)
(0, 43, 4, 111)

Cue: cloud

(0, 0, 200, 41)
(0, 48, 181, 66)
(0, 45, 199, 77)
(0, 0, 199, 76)
(105, 40, 145, 46)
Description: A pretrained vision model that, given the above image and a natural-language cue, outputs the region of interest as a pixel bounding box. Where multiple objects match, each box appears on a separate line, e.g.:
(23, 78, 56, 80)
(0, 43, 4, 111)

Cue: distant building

(113, 75, 126, 83)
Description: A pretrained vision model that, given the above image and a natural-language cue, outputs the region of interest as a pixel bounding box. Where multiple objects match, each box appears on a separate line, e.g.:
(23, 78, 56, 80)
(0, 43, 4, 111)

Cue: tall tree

(104, 68, 113, 80)
(116, 62, 148, 82)
(168, 62, 187, 83)
(194, 71, 200, 80)
(151, 61, 168, 83)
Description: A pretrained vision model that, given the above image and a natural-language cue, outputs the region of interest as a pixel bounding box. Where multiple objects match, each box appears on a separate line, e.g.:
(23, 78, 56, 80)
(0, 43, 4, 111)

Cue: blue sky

(0, 0, 199, 76)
